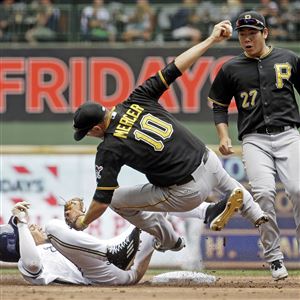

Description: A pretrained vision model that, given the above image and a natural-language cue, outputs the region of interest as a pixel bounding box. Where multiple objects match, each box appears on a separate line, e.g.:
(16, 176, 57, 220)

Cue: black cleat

(205, 188, 243, 231)
(153, 237, 186, 252)
(106, 227, 141, 270)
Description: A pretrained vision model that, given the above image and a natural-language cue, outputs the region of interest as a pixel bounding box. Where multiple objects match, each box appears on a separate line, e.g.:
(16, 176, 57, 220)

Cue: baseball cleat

(106, 227, 141, 270)
(270, 260, 288, 281)
(205, 188, 243, 231)
(153, 237, 186, 252)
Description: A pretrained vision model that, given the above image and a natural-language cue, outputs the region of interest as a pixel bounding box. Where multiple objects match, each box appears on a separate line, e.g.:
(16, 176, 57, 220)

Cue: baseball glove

(64, 197, 86, 229)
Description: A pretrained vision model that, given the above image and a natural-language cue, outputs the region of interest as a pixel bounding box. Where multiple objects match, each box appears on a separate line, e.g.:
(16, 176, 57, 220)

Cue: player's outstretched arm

(12, 202, 43, 275)
(174, 20, 232, 74)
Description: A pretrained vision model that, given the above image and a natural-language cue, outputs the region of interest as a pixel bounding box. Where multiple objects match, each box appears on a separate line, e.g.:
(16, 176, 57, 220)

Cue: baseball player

(69, 20, 268, 253)
(208, 11, 300, 280)
(0, 201, 152, 285)
(1, 200, 248, 285)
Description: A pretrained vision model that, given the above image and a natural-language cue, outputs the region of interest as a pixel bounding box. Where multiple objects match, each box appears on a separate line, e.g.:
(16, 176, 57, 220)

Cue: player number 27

(241, 89, 258, 108)
(133, 113, 173, 151)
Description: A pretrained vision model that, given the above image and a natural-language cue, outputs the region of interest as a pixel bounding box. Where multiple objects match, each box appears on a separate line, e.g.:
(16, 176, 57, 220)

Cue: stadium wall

(1, 44, 299, 268)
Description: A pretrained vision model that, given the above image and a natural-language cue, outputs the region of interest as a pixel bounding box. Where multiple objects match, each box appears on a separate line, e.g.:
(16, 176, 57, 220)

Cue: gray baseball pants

(242, 128, 300, 262)
(110, 149, 266, 250)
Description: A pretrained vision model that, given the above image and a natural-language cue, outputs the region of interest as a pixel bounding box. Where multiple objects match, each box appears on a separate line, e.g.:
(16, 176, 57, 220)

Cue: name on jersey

(113, 104, 144, 139)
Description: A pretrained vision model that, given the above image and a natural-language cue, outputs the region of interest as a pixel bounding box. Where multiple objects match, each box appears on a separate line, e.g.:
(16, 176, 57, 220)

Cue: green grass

(206, 269, 300, 277)
(1, 88, 299, 146)
(0, 268, 19, 274)
(145, 269, 300, 277)
(1, 267, 299, 278)
(0, 121, 240, 146)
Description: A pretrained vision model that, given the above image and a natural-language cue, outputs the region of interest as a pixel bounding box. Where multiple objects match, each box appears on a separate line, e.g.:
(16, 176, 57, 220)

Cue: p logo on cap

(235, 11, 266, 31)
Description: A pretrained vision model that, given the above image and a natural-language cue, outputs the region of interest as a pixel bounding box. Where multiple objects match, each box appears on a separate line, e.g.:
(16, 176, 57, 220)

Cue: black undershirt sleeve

(161, 61, 182, 85)
(93, 190, 114, 204)
(213, 103, 229, 125)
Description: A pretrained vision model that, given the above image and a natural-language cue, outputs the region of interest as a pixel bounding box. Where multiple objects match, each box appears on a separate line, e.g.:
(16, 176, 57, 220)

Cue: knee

(253, 188, 276, 203)
(45, 219, 66, 236)
(110, 204, 138, 218)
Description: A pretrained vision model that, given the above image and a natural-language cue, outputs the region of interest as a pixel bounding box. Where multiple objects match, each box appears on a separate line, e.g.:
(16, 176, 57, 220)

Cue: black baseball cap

(73, 102, 106, 141)
(235, 11, 266, 31)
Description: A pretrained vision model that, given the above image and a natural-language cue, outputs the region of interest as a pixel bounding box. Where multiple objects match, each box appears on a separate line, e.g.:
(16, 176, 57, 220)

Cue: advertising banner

(0, 47, 241, 122)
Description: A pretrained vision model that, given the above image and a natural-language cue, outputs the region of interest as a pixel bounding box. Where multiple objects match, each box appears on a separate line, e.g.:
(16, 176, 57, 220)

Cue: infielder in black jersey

(209, 11, 300, 281)
(68, 20, 268, 253)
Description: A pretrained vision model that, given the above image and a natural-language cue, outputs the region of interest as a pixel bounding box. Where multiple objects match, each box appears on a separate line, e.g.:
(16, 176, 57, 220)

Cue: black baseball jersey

(208, 46, 300, 140)
(93, 62, 207, 204)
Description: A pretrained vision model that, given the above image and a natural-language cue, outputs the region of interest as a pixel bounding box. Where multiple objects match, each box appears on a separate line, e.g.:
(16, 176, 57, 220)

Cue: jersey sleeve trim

(96, 186, 119, 191)
(158, 70, 169, 88)
(208, 97, 229, 107)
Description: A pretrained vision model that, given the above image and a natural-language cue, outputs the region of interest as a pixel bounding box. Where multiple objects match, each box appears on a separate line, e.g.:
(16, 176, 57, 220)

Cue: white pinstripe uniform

(18, 220, 153, 285)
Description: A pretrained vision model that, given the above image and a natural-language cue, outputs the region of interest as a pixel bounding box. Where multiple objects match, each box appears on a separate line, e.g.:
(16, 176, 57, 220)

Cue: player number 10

(134, 113, 173, 151)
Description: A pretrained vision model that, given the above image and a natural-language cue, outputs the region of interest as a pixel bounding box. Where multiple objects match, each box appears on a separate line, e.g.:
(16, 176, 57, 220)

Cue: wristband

(74, 214, 89, 230)
(72, 214, 88, 230)
(78, 215, 88, 230)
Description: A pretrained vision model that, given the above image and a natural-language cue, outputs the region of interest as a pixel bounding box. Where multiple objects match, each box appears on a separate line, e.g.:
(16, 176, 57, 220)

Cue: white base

(151, 271, 217, 285)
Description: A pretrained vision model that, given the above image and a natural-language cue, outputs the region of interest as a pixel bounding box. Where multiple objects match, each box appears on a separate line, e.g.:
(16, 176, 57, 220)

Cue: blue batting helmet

(0, 217, 20, 262)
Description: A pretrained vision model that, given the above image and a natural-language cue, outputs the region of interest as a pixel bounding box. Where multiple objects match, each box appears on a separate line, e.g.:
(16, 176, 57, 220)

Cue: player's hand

(64, 197, 87, 230)
(210, 20, 232, 43)
(219, 137, 235, 155)
(11, 201, 30, 224)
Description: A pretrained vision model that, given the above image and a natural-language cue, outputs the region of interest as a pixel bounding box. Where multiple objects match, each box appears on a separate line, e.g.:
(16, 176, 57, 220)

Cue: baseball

(222, 24, 233, 38)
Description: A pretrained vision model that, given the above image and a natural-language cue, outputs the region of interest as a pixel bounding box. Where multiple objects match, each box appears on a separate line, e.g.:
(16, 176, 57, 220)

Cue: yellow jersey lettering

(113, 104, 144, 139)
(274, 63, 291, 89)
(114, 128, 129, 139)
(127, 109, 139, 119)
(130, 104, 144, 114)
(116, 124, 131, 132)
(120, 115, 135, 127)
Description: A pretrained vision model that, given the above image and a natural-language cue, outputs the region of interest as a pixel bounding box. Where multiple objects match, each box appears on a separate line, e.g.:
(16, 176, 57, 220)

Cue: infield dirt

(1, 272, 300, 300)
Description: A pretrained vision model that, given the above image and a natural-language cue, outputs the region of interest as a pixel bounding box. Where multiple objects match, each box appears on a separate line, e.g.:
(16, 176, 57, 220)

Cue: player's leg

(46, 219, 107, 261)
(274, 129, 300, 253)
(110, 185, 186, 251)
(169, 201, 211, 219)
(96, 231, 155, 285)
(45, 219, 140, 283)
(168, 191, 243, 231)
(129, 231, 155, 283)
(196, 149, 267, 226)
(243, 134, 287, 280)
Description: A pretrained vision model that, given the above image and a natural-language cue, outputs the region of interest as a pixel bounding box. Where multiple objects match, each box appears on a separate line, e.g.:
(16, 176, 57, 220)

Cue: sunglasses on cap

(236, 18, 265, 28)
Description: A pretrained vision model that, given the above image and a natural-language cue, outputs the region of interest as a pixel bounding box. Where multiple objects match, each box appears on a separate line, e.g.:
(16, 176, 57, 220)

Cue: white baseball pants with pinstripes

(45, 219, 154, 285)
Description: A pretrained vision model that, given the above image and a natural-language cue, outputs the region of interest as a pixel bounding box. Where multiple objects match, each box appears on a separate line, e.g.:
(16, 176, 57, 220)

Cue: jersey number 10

(133, 113, 174, 151)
